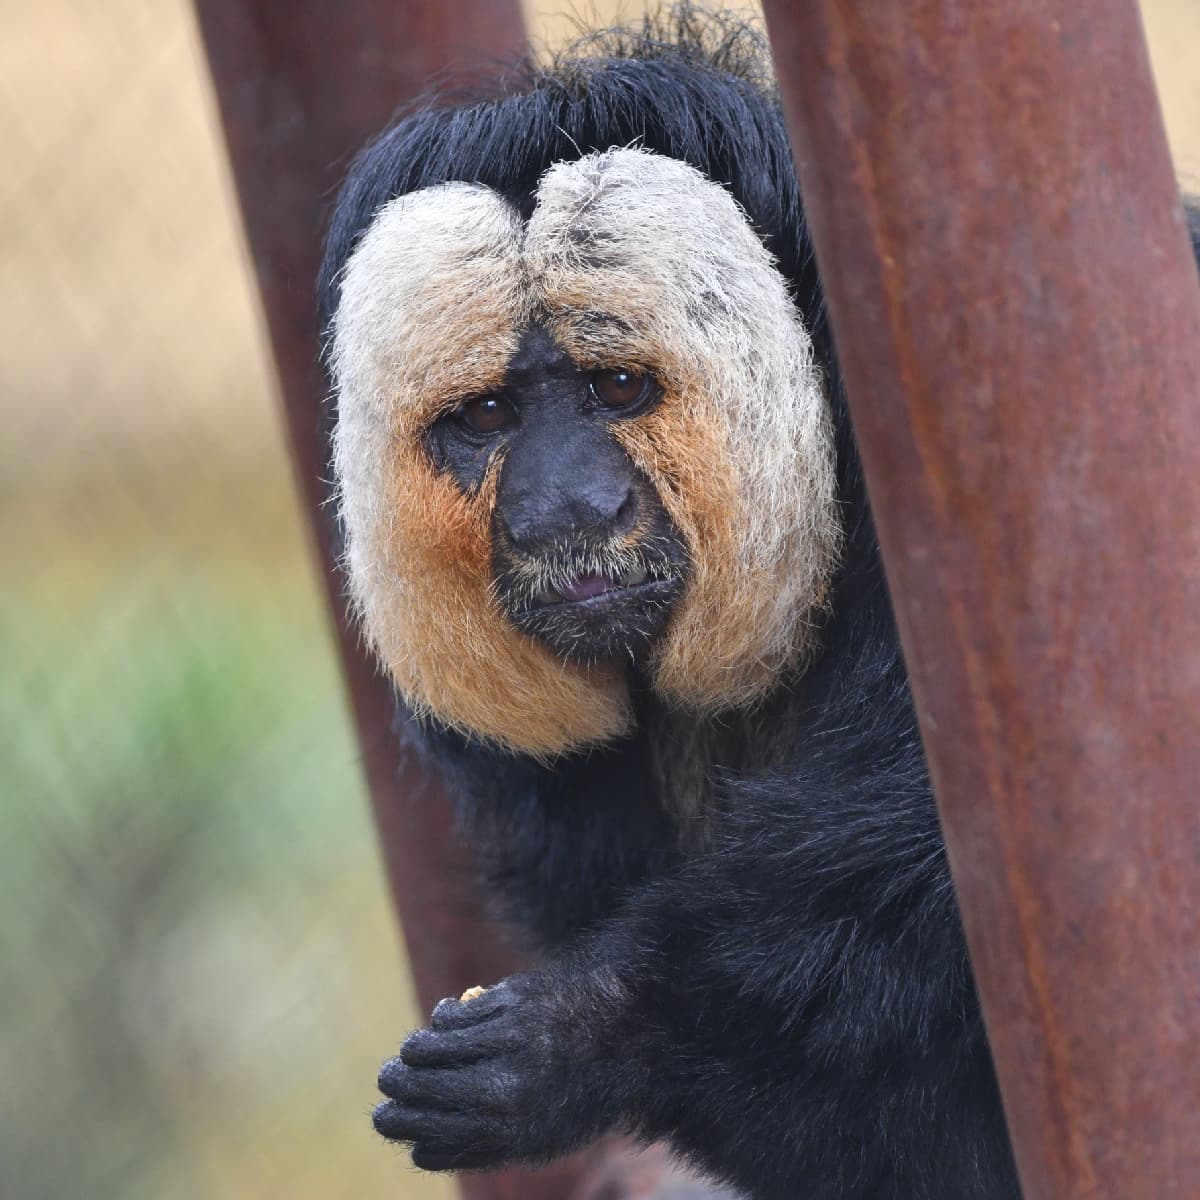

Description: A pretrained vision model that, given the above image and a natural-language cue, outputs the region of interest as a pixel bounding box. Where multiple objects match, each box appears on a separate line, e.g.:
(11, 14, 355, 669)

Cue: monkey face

(424, 326, 691, 667)
(332, 149, 841, 758)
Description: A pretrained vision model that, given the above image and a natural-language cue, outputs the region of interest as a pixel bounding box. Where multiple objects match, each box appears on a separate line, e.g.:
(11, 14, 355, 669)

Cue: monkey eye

(589, 368, 654, 411)
(453, 394, 516, 435)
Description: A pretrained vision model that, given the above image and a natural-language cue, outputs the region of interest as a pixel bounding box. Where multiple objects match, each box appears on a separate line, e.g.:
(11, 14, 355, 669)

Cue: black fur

(321, 12, 1200, 1200)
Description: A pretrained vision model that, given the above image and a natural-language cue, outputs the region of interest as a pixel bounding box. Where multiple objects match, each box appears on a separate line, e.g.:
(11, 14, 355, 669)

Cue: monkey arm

(373, 666, 1019, 1200)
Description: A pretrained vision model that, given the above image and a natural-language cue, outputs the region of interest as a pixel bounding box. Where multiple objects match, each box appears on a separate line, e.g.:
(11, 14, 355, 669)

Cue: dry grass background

(0, 3, 1195, 1199)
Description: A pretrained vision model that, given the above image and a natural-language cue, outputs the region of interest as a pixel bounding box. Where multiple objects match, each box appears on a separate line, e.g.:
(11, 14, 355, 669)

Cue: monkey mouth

(528, 565, 651, 608)
(499, 558, 685, 664)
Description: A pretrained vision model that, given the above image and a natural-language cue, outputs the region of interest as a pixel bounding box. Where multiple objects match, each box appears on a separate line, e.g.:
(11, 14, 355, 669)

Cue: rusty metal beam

(189, 5, 596, 1199)
(760, 1, 1200, 1197)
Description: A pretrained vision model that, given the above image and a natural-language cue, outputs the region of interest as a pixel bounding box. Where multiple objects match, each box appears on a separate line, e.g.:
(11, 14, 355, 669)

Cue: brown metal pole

(190, 5, 594, 1198)
(760, 2, 1200, 1197)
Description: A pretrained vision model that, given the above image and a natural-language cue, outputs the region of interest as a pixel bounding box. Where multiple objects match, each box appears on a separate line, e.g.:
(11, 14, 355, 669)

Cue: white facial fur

(331, 149, 840, 756)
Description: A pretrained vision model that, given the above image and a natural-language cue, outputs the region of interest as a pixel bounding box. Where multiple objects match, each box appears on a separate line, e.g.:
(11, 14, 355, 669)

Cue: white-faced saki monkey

(318, 10, 1200, 1199)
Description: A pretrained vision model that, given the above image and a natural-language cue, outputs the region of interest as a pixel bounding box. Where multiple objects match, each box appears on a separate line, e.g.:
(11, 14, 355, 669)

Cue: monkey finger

(400, 1021, 517, 1068)
(378, 1055, 450, 1102)
(430, 984, 513, 1030)
(411, 1141, 508, 1173)
(379, 1058, 516, 1114)
(373, 1098, 497, 1148)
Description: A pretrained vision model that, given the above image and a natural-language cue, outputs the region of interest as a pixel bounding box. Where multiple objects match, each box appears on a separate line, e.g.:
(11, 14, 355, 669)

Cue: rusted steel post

(760, 2, 1200, 1197)
(191, 5, 590, 1198)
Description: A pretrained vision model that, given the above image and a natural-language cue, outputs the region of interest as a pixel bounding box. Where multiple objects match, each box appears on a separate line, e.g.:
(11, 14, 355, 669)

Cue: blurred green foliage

(0, 492, 448, 1200)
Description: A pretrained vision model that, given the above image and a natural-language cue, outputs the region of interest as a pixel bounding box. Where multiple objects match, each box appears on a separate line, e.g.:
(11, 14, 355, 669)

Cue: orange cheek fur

(613, 391, 795, 710)
(373, 442, 631, 759)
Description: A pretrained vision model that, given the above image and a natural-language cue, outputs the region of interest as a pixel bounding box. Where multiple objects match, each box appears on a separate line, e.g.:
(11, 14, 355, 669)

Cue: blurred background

(1, 2, 1196, 1198)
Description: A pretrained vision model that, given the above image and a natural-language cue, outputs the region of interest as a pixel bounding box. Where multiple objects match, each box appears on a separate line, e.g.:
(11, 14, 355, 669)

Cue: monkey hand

(373, 963, 627, 1172)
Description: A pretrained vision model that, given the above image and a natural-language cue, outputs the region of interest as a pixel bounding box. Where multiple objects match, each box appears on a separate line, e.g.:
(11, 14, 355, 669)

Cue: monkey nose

(501, 485, 638, 553)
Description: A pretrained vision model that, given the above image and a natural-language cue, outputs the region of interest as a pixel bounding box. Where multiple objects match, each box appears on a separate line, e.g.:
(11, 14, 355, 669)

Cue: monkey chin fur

(331, 148, 841, 759)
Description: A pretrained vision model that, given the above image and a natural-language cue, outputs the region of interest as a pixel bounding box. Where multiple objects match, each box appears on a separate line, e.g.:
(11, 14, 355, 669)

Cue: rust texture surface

(191, 5, 592, 1199)
(761, 1, 1200, 1197)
